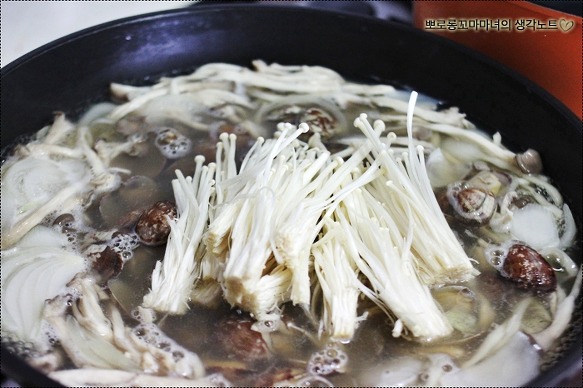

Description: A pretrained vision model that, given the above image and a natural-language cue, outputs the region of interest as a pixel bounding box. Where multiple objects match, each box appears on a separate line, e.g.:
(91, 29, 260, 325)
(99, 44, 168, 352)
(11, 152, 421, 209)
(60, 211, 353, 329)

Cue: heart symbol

(559, 19, 575, 32)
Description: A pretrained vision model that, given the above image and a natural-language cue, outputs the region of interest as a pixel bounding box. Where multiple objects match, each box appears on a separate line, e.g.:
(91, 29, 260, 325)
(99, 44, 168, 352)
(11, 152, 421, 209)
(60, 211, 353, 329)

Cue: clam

(110, 138, 166, 178)
(521, 298, 553, 334)
(446, 184, 497, 225)
(257, 96, 347, 139)
(433, 286, 480, 336)
(466, 170, 502, 195)
(153, 127, 192, 159)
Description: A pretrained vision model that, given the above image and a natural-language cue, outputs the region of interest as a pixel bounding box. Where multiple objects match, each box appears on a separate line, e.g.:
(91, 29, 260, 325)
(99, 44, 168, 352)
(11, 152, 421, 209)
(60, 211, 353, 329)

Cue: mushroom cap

(515, 148, 542, 174)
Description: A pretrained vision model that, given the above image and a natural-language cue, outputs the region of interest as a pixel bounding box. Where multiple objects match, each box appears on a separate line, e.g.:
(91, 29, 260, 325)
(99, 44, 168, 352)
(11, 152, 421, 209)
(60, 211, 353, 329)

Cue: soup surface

(1, 61, 580, 387)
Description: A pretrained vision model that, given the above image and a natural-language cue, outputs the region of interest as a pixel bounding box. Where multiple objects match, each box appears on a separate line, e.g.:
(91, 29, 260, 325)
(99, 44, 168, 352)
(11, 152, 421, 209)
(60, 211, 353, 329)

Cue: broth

(1, 61, 579, 387)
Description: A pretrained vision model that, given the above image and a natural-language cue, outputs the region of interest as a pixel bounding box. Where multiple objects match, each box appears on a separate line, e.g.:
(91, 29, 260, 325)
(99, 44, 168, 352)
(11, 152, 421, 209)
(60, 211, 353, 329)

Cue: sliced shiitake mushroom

(135, 200, 177, 246)
(500, 244, 557, 292)
(214, 312, 271, 362)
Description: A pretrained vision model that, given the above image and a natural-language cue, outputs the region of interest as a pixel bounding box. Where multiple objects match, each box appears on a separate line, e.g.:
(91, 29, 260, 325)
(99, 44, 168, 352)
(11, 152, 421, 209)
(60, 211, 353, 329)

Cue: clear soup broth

(1, 61, 580, 387)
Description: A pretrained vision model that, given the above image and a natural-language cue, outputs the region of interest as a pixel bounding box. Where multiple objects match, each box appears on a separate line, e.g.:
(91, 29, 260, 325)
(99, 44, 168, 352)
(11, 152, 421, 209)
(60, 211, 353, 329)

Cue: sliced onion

(359, 356, 425, 386)
(1, 226, 86, 348)
(425, 148, 471, 188)
(50, 368, 230, 387)
(78, 102, 118, 126)
(510, 204, 560, 250)
(559, 204, 576, 248)
(539, 247, 579, 277)
(1, 156, 87, 246)
(440, 332, 539, 387)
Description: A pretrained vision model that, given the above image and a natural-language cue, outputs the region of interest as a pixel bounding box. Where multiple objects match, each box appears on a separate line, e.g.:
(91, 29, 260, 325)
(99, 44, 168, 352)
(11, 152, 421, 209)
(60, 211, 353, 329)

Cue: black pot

(1, 5, 581, 387)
